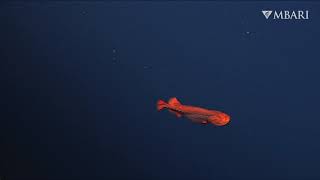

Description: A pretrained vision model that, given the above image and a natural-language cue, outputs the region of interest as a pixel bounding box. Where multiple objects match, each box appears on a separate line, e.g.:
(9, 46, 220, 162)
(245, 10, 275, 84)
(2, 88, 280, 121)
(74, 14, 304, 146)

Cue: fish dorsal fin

(168, 97, 181, 106)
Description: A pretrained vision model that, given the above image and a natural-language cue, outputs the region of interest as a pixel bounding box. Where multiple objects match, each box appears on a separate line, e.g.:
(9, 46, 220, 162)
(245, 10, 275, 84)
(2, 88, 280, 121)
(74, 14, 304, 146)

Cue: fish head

(208, 112, 230, 126)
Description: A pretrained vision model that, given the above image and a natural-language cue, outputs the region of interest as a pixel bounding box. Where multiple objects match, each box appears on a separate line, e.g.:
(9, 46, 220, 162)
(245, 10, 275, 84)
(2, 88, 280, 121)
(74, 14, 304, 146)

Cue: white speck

(246, 31, 250, 34)
(112, 57, 117, 64)
(112, 49, 116, 53)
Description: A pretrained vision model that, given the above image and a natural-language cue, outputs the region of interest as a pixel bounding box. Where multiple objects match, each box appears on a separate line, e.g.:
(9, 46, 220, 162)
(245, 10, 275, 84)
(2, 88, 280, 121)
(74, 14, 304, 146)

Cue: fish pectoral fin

(168, 110, 182, 118)
(185, 114, 205, 124)
(201, 121, 208, 124)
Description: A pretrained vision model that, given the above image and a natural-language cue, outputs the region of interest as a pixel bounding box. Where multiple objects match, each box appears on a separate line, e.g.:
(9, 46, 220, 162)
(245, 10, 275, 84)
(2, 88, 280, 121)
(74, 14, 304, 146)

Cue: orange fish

(157, 97, 230, 126)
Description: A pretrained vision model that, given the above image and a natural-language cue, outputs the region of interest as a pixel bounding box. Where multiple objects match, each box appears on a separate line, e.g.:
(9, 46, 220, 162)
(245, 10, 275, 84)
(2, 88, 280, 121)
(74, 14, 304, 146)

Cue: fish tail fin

(157, 99, 168, 111)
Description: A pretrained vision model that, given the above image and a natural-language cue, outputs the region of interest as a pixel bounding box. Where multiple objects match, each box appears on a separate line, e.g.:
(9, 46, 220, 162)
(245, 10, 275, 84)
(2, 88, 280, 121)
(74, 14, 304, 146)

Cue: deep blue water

(1, 2, 320, 179)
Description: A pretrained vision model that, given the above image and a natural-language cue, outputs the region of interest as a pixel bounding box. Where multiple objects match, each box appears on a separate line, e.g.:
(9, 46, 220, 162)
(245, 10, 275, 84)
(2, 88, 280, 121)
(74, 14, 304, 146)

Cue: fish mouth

(220, 115, 231, 126)
(225, 115, 231, 124)
(215, 119, 230, 127)
(222, 120, 231, 126)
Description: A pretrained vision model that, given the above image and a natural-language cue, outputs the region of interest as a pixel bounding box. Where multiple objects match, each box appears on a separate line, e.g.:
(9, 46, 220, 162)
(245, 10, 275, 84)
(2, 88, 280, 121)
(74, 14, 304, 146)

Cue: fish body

(157, 97, 230, 126)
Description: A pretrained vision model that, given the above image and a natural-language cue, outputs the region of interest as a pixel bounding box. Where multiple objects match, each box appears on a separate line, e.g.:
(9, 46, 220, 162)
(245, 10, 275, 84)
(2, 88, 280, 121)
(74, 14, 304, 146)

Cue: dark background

(1, 2, 320, 180)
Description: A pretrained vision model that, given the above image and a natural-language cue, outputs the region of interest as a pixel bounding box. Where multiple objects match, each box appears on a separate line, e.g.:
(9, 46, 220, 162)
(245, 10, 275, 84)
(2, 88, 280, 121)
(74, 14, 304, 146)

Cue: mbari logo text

(262, 10, 309, 20)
